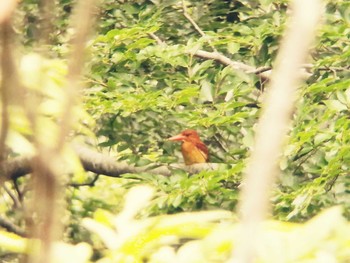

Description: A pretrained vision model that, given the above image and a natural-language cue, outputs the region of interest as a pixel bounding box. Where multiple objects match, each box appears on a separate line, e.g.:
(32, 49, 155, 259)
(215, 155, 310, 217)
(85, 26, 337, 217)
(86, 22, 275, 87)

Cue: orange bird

(168, 129, 209, 165)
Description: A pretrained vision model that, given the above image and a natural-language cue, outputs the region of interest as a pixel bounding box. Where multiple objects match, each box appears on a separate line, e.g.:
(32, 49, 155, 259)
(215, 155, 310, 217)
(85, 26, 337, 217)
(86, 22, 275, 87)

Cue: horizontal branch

(148, 28, 348, 85)
(193, 50, 271, 79)
(0, 216, 26, 237)
(0, 144, 221, 181)
(147, 32, 270, 80)
(0, 145, 220, 236)
(0, 156, 32, 181)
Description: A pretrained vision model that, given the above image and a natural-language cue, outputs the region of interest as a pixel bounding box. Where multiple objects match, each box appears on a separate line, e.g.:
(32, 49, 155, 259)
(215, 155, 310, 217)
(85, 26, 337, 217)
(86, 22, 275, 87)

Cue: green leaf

(200, 80, 213, 102)
(227, 42, 240, 55)
(314, 133, 333, 145)
(190, 60, 213, 79)
(324, 100, 347, 112)
(0, 231, 27, 253)
(135, 158, 152, 167)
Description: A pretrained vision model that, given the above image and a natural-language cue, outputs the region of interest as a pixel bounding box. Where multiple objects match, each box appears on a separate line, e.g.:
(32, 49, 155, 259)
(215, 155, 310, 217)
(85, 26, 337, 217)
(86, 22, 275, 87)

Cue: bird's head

(167, 129, 201, 143)
(168, 129, 209, 165)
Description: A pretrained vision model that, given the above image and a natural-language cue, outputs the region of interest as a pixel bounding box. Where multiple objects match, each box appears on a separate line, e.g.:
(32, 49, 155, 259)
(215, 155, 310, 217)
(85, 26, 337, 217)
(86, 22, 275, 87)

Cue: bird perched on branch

(168, 129, 209, 165)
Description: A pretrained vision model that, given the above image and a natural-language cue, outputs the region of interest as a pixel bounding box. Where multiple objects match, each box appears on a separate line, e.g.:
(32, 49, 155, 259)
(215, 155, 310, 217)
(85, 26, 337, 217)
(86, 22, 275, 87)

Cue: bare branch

(69, 174, 100, 187)
(0, 144, 221, 181)
(149, 32, 164, 46)
(147, 31, 270, 79)
(182, 1, 218, 53)
(73, 144, 220, 177)
(0, 156, 32, 180)
(192, 50, 271, 80)
(0, 216, 26, 237)
(13, 179, 24, 203)
(3, 184, 21, 209)
(149, 19, 346, 85)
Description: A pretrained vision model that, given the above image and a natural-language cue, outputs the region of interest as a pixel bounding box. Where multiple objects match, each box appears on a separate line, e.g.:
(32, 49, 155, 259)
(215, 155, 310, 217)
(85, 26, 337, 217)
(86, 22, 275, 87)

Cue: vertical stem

(0, 2, 20, 163)
(29, 154, 60, 263)
(0, 20, 11, 162)
(38, 0, 55, 47)
(26, 1, 99, 262)
(231, 0, 323, 262)
(24, 2, 59, 263)
(56, 0, 97, 149)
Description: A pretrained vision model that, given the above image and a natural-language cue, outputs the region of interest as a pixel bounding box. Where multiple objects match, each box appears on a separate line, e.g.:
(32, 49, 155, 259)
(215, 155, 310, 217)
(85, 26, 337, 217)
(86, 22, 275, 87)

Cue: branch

(0, 10, 18, 162)
(192, 50, 271, 80)
(3, 184, 21, 209)
(0, 156, 32, 181)
(0, 144, 221, 181)
(149, 19, 347, 85)
(74, 144, 220, 177)
(0, 216, 26, 237)
(147, 33, 270, 80)
(182, 1, 218, 53)
(57, 0, 97, 149)
(325, 174, 340, 192)
(69, 174, 100, 187)
(148, 32, 165, 46)
(231, 0, 323, 261)
(0, 22, 10, 162)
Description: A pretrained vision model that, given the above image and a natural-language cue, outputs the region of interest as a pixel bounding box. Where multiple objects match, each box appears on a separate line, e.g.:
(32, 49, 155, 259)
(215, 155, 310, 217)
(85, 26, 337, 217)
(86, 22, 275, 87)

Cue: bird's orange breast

(168, 129, 209, 165)
(181, 141, 208, 165)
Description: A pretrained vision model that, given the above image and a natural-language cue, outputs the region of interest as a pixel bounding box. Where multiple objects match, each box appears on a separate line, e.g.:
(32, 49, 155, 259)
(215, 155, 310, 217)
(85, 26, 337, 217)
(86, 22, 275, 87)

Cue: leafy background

(1, 0, 349, 262)
(83, 0, 349, 221)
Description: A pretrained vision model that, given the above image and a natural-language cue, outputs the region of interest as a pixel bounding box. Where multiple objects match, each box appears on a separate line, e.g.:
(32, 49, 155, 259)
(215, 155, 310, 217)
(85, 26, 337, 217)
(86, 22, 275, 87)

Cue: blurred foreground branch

(25, 1, 99, 263)
(232, 0, 323, 262)
(0, 0, 18, 162)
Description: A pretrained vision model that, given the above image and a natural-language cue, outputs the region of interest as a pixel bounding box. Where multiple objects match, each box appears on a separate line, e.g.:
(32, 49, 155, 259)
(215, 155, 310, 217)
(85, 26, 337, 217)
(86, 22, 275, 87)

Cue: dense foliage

(0, 0, 349, 262)
(84, 0, 350, 220)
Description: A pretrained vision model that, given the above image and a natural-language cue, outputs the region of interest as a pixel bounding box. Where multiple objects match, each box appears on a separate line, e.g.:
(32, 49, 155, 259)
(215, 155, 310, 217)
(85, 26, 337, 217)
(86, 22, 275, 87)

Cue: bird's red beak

(167, 134, 186, 141)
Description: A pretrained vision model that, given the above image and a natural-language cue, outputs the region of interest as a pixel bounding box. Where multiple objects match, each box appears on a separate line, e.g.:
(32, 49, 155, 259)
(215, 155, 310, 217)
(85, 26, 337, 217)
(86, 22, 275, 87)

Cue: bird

(168, 129, 209, 165)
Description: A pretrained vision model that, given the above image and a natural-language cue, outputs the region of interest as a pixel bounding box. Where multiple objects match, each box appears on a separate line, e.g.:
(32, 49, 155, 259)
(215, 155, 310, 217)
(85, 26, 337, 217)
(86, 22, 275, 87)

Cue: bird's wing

(194, 141, 209, 162)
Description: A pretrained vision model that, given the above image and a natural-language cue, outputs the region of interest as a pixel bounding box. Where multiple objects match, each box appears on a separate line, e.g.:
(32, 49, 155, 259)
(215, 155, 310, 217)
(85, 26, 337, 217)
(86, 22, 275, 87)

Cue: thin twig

(149, 32, 164, 45)
(325, 174, 340, 192)
(13, 179, 23, 203)
(181, 0, 218, 53)
(69, 174, 100, 187)
(249, 66, 273, 75)
(85, 77, 108, 87)
(3, 184, 21, 209)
